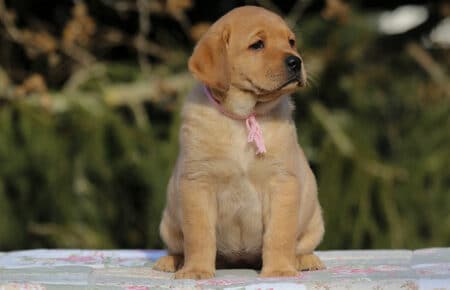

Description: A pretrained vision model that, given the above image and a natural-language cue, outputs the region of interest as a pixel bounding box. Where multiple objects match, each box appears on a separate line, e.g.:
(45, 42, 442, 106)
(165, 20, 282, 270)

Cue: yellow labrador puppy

(153, 5, 325, 279)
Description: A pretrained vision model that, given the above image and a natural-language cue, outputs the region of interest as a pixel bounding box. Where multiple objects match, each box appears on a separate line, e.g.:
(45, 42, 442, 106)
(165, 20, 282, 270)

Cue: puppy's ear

(188, 26, 230, 93)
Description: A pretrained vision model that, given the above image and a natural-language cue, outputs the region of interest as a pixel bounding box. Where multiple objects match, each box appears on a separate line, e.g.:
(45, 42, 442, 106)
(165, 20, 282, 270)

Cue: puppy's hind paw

(260, 269, 298, 278)
(153, 255, 184, 272)
(174, 268, 214, 280)
(296, 253, 325, 271)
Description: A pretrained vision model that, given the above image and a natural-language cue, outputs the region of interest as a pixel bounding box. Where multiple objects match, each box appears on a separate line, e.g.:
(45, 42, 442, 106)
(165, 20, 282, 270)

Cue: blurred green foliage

(0, 0, 449, 250)
(0, 101, 179, 249)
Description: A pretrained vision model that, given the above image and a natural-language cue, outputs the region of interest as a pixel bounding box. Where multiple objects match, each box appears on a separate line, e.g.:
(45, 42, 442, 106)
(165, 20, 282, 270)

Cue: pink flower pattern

(0, 248, 448, 289)
(125, 286, 149, 290)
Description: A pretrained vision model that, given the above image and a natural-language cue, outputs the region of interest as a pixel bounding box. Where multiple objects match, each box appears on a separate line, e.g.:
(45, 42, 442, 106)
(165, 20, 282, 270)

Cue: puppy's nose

(285, 55, 302, 73)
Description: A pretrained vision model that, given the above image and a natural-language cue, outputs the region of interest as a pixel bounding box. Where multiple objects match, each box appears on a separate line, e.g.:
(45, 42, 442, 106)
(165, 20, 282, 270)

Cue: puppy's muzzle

(285, 55, 302, 74)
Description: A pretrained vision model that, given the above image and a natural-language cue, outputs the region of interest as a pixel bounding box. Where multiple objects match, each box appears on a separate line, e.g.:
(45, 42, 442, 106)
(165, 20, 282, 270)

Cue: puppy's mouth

(264, 74, 304, 95)
(255, 75, 303, 103)
(243, 72, 305, 100)
(279, 74, 305, 89)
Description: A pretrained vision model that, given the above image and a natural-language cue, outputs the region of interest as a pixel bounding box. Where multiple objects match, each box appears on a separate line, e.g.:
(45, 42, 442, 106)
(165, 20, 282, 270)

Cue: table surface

(0, 248, 449, 289)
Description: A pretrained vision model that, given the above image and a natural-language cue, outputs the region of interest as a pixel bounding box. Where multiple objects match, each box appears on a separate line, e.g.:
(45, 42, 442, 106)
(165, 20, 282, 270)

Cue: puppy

(153, 6, 325, 279)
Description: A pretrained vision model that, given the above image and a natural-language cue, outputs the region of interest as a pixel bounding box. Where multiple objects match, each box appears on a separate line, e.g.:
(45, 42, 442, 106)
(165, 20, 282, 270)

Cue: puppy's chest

(222, 118, 273, 166)
(227, 120, 255, 163)
(192, 117, 284, 257)
(205, 118, 282, 188)
(215, 133, 266, 256)
(214, 120, 272, 256)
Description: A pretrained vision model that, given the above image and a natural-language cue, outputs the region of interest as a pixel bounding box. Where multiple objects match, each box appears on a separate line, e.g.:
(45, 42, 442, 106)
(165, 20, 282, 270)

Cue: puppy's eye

(249, 40, 264, 50)
(289, 39, 296, 48)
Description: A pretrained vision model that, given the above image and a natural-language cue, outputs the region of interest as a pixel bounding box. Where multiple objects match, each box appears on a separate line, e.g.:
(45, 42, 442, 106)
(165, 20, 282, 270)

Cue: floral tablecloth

(0, 248, 449, 289)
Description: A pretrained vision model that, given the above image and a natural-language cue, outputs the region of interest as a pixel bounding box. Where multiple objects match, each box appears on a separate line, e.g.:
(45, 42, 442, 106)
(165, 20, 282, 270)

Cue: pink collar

(203, 85, 266, 155)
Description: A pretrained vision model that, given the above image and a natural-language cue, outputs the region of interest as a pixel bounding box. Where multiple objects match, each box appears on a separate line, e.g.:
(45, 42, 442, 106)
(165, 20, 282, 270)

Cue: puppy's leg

(260, 177, 300, 277)
(153, 211, 184, 272)
(174, 179, 216, 279)
(153, 254, 184, 272)
(296, 205, 325, 271)
(296, 254, 324, 271)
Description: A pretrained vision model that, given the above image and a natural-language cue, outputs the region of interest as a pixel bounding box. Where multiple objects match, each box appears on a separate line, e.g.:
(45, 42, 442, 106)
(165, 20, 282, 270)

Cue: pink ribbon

(245, 115, 266, 154)
(203, 85, 267, 155)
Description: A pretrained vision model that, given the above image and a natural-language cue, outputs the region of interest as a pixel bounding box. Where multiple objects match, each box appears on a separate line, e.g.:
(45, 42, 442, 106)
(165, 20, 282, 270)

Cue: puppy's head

(189, 6, 306, 114)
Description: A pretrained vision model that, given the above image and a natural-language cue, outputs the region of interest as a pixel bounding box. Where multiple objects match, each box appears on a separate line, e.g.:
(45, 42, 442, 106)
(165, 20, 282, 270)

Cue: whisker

(291, 27, 301, 33)
(305, 75, 320, 99)
(306, 75, 318, 86)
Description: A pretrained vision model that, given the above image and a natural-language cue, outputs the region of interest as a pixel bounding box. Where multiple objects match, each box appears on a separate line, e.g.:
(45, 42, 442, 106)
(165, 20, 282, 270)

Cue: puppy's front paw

(174, 268, 214, 280)
(153, 255, 183, 272)
(260, 267, 298, 277)
(296, 253, 325, 271)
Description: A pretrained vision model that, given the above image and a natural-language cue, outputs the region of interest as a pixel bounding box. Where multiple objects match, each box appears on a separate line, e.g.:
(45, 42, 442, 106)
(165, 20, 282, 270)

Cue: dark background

(0, 0, 449, 251)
